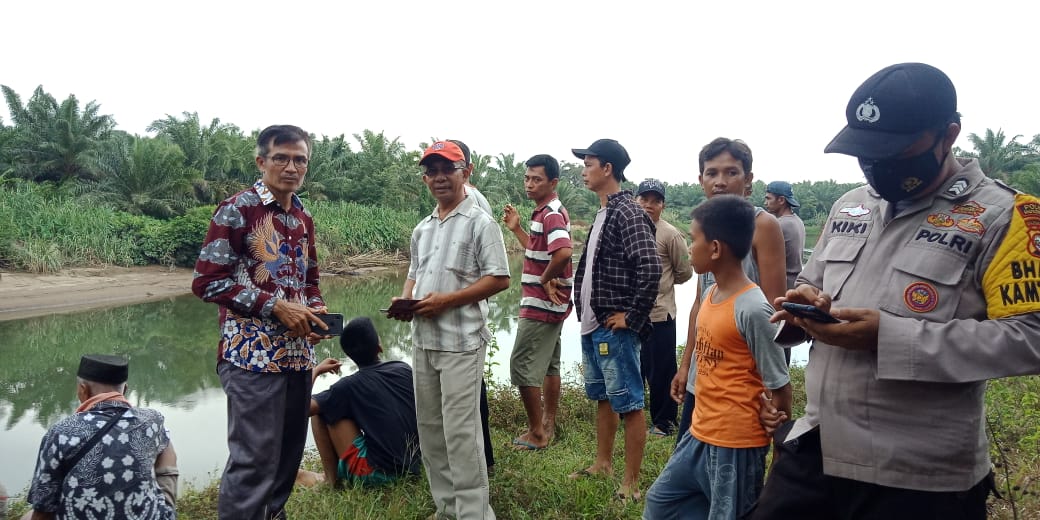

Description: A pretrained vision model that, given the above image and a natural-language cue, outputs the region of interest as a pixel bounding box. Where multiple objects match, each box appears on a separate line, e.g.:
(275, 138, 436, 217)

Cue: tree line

(3, 84, 1039, 229)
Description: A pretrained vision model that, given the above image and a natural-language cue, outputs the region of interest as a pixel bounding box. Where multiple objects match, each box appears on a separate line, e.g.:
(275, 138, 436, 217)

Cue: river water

(0, 258, 807, 496)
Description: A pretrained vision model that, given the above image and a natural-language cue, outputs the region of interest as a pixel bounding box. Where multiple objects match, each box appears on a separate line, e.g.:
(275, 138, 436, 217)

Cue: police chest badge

(904, 282, 939, 313)
(839, 204, 871, 217)
(927, 213, 954, 228)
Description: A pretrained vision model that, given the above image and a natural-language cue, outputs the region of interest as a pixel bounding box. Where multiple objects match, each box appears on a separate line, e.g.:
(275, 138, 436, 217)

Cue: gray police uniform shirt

(792, 158, 1040, 492)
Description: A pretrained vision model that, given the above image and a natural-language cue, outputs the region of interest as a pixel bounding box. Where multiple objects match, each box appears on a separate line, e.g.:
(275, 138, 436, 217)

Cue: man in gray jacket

(754, 63, 1040, 519)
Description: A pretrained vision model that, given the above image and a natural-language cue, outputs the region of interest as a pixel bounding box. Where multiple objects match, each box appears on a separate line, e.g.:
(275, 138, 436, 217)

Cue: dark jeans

(749, 423, 993, 520)
(640, 318, 679, 432)
(480, 378, 494, 469)
(217, 362, 312, 520)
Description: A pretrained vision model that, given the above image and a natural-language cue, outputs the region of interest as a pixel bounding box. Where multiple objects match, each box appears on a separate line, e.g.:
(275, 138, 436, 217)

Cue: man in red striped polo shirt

(502, 154, 573, 451)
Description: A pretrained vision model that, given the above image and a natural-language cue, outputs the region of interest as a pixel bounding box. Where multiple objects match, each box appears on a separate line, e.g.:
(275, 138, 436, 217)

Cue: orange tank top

(691, 283, 770, 448)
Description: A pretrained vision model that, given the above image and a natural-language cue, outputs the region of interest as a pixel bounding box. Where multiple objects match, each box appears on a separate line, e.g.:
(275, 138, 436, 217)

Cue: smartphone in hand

(781, 302, 841, 324)
(313, 313, 345, 335)
(271, 312, 345, 336)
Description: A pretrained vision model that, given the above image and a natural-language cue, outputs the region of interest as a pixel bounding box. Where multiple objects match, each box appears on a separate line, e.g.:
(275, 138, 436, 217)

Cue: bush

(138, 206, 215, 267)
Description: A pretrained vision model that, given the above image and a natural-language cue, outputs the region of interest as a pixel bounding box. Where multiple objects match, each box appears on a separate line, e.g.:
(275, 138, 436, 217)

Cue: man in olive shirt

(635, 179, 692, 436)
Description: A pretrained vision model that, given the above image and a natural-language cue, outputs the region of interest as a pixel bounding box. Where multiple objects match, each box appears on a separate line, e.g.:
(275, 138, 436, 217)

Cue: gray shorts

(509, 318, 564, 387)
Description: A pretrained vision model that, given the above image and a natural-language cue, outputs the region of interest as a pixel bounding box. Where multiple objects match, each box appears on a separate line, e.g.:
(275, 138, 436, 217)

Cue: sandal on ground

(649, 425, 671, 437)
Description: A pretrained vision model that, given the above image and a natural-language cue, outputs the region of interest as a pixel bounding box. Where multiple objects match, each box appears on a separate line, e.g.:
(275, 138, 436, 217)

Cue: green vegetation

(12, 367, 1030, 519)
(4, 84, 1039, 273)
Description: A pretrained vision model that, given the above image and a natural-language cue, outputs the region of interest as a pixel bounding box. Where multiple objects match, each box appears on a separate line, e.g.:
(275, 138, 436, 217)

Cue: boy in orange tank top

(644, 195, 792, 520)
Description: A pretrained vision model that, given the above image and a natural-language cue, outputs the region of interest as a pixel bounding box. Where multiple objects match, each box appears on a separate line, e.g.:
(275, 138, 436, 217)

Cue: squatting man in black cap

(752, 63, 1040, 519)
(24, 355, 178, 519)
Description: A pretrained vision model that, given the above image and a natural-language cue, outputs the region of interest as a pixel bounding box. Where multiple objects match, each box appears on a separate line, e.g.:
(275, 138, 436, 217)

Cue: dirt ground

(0, 266, 195, 322)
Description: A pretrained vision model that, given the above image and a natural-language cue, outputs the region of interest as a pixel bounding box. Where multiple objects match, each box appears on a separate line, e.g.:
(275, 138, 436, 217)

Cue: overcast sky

(3, 0, 1038, 187)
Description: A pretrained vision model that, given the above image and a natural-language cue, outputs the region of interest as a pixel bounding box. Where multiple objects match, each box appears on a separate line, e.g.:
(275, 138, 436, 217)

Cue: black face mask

(858, 133, 948, 202)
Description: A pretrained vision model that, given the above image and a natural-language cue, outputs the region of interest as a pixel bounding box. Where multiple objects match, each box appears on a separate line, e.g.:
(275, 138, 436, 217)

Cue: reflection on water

(0, 256, 807, 495)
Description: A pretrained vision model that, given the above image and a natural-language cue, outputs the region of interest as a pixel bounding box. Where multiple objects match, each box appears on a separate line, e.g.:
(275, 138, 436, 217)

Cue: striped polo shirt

(520, 197, 573, 323)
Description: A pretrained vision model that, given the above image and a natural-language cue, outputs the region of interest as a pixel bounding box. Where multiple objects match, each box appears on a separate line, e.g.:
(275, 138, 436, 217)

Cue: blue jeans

(644, 431, 768, 520)
(581, 327, 644, 413)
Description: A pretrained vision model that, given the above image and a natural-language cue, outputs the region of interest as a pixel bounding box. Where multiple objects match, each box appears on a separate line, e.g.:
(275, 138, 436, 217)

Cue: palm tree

(0, 117, 15, 177)
(302, 134, 353, 202)
(84, 135, 199, 218)
(2, 85, 115, 183)
(964, 128, 1034, 183)
(148, 112, 254, 202)
(479, 153, 526, 205)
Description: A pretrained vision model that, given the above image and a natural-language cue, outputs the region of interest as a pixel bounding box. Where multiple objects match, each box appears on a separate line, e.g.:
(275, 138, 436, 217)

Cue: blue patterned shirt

(28, 402, 174, 520)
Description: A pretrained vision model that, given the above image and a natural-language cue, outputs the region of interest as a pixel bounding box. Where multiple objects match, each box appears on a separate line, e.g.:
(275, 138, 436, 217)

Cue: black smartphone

(781, 302, 841, 324)
(272, 313, 344, 336)
(313, 313, 344, 336)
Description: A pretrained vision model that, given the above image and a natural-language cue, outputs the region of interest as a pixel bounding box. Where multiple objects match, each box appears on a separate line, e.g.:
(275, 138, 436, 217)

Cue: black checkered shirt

(574, 190, 662, 340)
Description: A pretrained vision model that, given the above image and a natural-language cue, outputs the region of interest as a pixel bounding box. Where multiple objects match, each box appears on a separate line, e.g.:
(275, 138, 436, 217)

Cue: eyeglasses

(267, 154, 309, 169)
(421, 162, 465, 176)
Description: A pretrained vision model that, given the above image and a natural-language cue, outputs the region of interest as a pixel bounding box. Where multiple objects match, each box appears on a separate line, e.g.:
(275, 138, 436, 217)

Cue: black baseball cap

(636, 178, 666, 201)
(572, 139, 631, 182)
(824, 63, 957, 160)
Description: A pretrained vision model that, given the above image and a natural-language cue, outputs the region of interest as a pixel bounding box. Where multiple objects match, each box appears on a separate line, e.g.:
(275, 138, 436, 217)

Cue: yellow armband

(982, 194, 1040, 318)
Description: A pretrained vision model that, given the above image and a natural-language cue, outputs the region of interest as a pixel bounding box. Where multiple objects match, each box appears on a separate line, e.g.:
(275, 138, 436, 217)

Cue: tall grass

(309, 201, 415, 260)
(0, 182, 417, 272)
(0, 181, 141, 271)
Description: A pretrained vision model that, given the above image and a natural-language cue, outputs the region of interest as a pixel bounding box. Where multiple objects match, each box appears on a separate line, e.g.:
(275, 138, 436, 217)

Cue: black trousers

(749, 422, 993, 520)
(640, 318, 679, 432)
(480, 378, 494, 468)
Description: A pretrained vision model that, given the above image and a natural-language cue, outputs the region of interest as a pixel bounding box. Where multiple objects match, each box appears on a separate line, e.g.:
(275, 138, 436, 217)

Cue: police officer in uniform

(752, 63, 1040, 519)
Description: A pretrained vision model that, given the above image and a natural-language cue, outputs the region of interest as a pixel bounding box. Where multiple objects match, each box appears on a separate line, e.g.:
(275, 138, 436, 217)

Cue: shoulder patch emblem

(951, 201, 986, 217)
(982, 193, 1040, 319)
(956, 218, 986, 236)
(839, 204, 871, 217)
(926, 213, 954, 228)
(904, 282, 939, 313)
(946, 179, 969, 197)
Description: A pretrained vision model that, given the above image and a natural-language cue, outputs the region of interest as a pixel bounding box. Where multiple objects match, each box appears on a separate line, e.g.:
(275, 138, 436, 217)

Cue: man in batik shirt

(193, 124, 329, 520)
(26, 354, 177, 520)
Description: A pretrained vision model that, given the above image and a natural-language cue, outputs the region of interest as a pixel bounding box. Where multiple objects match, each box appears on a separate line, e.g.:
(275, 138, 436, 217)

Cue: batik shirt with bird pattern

(192, 180, 325, 373)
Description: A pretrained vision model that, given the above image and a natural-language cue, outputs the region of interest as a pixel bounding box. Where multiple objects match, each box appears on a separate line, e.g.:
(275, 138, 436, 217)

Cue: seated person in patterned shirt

(296, 317, 421, 488)
(24, 354, 178, 520)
